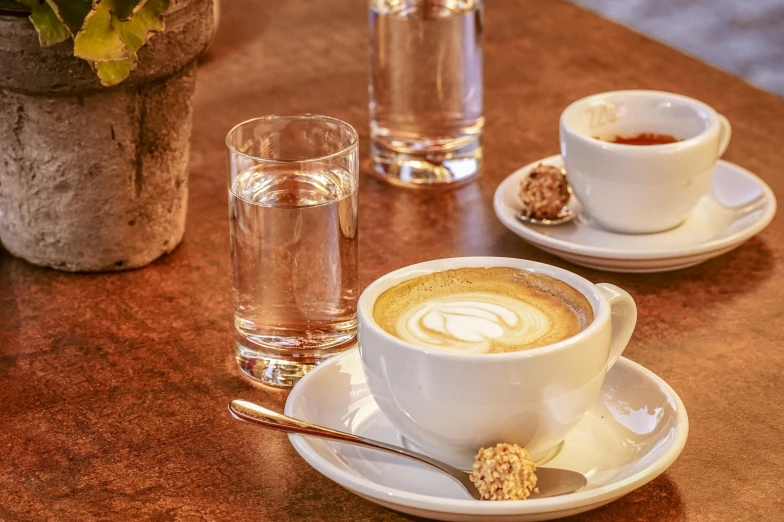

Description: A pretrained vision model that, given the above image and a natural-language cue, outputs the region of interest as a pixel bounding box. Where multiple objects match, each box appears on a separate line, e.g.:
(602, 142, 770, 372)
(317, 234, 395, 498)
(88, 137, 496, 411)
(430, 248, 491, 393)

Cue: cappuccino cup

(358, 257, 637, 469)
(560, 90, 732, 234)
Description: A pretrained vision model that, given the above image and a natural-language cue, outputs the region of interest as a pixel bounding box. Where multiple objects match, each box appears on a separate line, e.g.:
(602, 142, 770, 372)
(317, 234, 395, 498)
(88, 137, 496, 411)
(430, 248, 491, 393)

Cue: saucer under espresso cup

(357, 257, 637, 470)
(493, 155, 776, 273)
(560, 90, 732, 234)
(285, 348, 689, 521)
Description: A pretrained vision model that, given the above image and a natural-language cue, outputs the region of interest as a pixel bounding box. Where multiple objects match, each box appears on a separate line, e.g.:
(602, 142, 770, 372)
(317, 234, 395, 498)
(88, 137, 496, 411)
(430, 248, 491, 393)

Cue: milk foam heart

(373, 267, 593, 354)
(395, 294, 554, 353)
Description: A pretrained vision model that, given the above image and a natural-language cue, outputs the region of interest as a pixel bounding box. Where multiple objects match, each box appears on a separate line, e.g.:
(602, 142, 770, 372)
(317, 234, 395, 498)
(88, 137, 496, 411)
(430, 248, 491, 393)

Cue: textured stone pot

(0, 0, 214, 271)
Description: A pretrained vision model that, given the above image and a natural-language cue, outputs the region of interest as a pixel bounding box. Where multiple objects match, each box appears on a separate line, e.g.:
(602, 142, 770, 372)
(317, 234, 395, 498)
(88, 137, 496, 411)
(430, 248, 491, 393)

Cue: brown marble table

(2, 0, 783, 520)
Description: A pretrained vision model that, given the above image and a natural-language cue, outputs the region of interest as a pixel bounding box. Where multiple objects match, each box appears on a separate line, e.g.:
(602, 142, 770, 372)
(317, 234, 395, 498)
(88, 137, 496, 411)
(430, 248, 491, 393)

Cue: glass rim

(225, 114, 359, 164)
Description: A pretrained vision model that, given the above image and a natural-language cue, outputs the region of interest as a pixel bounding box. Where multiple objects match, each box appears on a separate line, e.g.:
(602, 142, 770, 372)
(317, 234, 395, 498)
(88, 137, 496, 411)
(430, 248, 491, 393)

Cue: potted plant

(0, 0, 215, 271)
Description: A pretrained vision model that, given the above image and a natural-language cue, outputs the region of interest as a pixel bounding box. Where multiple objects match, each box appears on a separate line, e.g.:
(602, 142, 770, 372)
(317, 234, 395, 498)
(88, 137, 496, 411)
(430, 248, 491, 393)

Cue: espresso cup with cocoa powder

(560, 90, 732, 234)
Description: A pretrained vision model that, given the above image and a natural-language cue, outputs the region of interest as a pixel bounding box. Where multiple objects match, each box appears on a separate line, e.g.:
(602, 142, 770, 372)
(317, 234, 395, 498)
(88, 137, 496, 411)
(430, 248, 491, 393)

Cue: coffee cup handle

(596, 283, 637, 371)
(717, 114, 732, 157)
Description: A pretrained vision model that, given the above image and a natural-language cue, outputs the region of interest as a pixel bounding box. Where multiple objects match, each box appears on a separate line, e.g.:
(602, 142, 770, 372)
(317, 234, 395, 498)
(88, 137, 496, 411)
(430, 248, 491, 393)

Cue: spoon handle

(228, 399, 465, 474)
(230, 399, 363, 444)
(229, 399, 587, 500)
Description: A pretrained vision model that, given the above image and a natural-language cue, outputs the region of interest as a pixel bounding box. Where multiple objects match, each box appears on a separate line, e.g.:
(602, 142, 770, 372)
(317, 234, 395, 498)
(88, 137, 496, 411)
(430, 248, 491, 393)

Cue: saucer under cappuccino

(373, 267, 593, 354)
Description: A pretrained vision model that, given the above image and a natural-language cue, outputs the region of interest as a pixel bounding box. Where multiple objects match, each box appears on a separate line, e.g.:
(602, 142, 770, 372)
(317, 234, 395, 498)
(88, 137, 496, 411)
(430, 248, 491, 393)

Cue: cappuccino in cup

(359, 257, 637, 469)
(373, 267, 593, 354)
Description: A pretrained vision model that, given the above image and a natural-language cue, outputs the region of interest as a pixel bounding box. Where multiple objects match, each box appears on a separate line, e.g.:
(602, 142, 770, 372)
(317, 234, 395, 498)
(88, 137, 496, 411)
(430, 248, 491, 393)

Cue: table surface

(2, 1, 783, 520)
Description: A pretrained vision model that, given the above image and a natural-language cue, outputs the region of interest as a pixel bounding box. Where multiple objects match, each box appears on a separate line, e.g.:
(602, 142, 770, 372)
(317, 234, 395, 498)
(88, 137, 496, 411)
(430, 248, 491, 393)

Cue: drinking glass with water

(226, 115, 359, 387)
(369, 0, 484, 186)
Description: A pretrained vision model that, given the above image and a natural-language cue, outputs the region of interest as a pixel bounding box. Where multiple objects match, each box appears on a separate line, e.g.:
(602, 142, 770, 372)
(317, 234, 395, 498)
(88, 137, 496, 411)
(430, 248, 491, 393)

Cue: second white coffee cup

(560, 90, 731, 234)
(358, 257, 637, 469)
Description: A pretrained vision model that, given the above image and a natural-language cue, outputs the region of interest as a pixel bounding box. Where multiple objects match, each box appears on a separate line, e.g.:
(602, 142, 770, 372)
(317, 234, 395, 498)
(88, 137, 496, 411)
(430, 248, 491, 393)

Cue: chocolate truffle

(519, 164, 570, 220)
(469, 443, 539, 501)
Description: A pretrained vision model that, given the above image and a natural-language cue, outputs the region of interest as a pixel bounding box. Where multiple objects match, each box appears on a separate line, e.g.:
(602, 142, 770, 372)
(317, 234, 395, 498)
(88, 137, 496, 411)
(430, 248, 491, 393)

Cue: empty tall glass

(369, 0, 484, 187)
(226, 115, 359, 387)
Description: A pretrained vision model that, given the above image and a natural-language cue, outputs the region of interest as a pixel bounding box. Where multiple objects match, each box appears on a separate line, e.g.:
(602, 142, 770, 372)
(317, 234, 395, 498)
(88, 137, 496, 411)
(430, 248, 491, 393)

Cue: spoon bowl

(229, 399, 587, 501)
(517, 207, 576, 225)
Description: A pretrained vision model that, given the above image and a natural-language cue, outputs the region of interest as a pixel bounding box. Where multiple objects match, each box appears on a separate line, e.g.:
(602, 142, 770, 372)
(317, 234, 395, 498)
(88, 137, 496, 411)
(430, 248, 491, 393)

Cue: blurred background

(572, 0, 784, 96)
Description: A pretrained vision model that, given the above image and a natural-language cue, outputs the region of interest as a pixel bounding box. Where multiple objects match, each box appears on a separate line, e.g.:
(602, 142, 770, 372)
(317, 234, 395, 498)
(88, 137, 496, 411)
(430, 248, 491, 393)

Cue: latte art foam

(399, 294, 554, 353)
(373, 267, 593, 354)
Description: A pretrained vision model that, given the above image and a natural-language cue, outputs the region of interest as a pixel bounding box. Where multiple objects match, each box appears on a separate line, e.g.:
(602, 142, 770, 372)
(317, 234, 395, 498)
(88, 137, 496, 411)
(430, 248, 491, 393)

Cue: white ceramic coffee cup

(560, 90, 732, 234)
(358, 257, 637, 469)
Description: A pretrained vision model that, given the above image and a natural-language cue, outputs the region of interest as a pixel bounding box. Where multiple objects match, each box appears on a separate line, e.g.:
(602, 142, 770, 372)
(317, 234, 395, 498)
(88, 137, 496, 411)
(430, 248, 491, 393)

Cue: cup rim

(560, 89, 720, 152)
(358, 257, 611, 361)
(225, 113, 359, 164)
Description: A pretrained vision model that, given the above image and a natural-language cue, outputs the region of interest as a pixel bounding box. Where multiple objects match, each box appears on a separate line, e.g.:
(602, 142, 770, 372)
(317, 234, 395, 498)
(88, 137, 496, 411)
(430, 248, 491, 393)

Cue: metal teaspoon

(228, 399, 587, 501)
(516, 170, 771, 228)
(517, 207, 576, 226)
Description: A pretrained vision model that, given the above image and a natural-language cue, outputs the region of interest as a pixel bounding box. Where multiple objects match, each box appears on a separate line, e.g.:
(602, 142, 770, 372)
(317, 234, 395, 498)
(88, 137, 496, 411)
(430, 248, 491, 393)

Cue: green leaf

(45, 0, 92, 36)
(111, 0, 144, 20)
(73, 1, 131, 62)
(26, 1, 71, 47)
(95, 54, 138, 86)
(20, 0, 170, 87)
(112, 0, 169, 52)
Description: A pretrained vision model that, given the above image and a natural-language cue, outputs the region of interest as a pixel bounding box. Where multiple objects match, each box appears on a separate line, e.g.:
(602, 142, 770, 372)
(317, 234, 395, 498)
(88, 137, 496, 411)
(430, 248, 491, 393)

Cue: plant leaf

(23, 0, 71, 47)
(111, 0, 169, 52)
(110, 0, 144, 20)
(95, 54, 138, 86)
(45, 0, 92, 36)
(73, 1, 131, 62)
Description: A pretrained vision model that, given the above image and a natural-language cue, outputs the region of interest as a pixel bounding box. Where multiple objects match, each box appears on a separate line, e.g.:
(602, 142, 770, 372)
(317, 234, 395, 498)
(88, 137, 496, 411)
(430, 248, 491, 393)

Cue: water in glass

(370, 0, 484, 186)
(230, 165, 358, 385)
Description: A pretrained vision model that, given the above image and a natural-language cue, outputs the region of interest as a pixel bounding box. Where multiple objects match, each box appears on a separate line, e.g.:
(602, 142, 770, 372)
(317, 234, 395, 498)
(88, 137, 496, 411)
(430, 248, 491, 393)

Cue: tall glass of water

(369, 0, 484, 187)
(226, 115, 359, 387)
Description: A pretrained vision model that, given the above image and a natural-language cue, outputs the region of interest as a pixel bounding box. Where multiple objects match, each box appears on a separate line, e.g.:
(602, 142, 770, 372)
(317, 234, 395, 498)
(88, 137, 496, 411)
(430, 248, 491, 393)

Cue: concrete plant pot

(0, 0, 215, 271)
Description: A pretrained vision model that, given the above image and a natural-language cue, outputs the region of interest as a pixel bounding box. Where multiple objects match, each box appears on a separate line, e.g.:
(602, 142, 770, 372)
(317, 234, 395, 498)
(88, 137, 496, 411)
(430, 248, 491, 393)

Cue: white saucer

(285, 349, 689, 521)
(493, 155, 776, 272)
